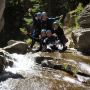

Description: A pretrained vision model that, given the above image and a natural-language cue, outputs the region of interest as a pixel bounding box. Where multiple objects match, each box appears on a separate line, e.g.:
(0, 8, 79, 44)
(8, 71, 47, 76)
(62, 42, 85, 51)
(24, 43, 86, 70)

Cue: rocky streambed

(0, 47, 90, 90)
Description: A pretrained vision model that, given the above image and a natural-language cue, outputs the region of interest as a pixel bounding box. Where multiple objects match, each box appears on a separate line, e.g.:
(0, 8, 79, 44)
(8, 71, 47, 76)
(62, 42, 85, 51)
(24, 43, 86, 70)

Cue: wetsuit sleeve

(49, 17, 60, 22)
(54, 17, 60, 20)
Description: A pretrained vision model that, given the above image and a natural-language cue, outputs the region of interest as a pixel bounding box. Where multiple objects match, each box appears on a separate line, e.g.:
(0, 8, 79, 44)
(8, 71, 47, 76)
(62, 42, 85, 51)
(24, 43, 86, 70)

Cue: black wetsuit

(54, 27, 68, 46)
(41, 17, 59, 33)
(30, 12, 42, 48)
(45, 36, 63, 52)
(45, 36, 57, 45)
(30, 12, 42, 38)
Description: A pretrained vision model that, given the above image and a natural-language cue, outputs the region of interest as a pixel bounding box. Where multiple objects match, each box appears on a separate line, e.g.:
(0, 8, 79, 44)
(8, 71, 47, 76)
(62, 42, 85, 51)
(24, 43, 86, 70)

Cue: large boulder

(72, 28, 90, 53)
(8, 40, 21, 45)
(3, 41, 28, 54)
(0, 0, 5, 32)
(78, 4, 90, 28)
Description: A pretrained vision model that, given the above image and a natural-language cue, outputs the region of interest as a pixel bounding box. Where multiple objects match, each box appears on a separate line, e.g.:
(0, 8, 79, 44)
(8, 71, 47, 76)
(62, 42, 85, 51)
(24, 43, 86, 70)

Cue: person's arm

(56, 15, 63, 20)
(58, 27, 68, 43)
(49, 15, 63, 22)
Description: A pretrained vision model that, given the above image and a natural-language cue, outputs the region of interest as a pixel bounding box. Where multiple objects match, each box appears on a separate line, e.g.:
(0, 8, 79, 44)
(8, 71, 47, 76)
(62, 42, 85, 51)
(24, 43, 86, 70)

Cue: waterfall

(5, 52, 40, 74)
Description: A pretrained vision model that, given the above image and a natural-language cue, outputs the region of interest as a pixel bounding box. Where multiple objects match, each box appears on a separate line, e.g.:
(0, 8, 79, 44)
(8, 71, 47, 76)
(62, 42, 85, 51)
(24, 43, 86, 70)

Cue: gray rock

(78, 4, 90, 28)
(72, 28, 90, 53)
(3, 41, 28, 54)
(41, 60, 53, 67)
(8, 40, 18, 45)
(41, 60, 50, 67)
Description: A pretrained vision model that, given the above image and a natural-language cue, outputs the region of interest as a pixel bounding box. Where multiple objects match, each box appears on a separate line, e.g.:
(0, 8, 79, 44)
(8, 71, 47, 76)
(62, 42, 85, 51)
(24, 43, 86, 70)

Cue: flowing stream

(0, 51, 90, 90)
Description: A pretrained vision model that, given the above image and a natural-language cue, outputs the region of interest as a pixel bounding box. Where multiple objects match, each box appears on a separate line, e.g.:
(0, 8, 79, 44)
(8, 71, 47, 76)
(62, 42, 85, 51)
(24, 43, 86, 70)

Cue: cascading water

(0, 51, 90, 90)
(78, 62, 90, 75)
(5, 52, 40, 74)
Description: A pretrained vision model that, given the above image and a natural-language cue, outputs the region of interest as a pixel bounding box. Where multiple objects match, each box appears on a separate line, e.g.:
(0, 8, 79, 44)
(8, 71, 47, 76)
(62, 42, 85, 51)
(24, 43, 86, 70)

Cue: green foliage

(20, 28, 26, 33)
(75, 3, 83, 15)
(25, 38, 32, 45)
(24, 18, 33, 25)
(5, 0, 44, 41)
(75, 3, 83, 28)
(68, 3, 83, 29)
(63, 63, 78, 76)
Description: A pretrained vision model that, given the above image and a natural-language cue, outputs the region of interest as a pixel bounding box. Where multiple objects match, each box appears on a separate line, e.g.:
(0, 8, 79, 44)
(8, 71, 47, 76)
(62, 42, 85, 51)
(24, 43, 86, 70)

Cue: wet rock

(0, 49, 14, 71)
(0, 49, 5, 56)
(3, 41, 28, 54)
(35, 56, 53, 64)
(8, 61, 13, 67)
(0, 49, 7, 72)
(53, 64, 63, 70)
(0, 55, 5, 72)
(84, 79, 90, 86)
(72, 28, 90, 53)
(41, 60, 53, 67)
(5, 59, 13, 67)
(0, 71, 24, 81)
(78, 4, 90, 28)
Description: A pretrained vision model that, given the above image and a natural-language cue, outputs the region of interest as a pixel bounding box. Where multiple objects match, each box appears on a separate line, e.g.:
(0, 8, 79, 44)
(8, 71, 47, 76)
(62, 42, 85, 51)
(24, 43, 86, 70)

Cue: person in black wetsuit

(28, 9, 42, 49)
(53, 21, 68, 51)
(41, 12, 63, 33)
(32, 12, 42, 37)
(28, 9, 42, 36)
(45, 30, 63, 52)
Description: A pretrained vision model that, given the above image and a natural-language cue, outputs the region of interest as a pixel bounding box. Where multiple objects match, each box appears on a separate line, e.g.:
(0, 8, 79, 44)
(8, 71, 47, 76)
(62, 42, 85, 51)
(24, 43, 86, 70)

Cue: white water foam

(5, 52, 40, 74)
(78, 62, 90, 75)
(76, 75, 90, 82)
(63, 76, 82, 85)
